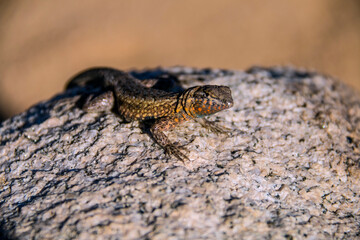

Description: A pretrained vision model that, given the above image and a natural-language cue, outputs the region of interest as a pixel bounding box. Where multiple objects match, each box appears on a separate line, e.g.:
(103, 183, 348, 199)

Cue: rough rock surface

(0, 66, 359, 239)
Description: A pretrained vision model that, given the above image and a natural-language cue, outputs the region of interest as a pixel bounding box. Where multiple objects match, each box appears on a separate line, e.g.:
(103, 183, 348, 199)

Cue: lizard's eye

(195, 91, 207, 98)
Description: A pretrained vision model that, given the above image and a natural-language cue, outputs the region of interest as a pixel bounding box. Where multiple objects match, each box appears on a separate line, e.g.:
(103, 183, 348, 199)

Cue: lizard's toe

(164, 145, 189, 162)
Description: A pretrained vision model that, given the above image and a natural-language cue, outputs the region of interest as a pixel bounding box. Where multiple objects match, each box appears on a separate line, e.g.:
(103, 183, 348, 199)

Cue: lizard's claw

(196, 118, 231, 135)
(164, 144, 190, 162)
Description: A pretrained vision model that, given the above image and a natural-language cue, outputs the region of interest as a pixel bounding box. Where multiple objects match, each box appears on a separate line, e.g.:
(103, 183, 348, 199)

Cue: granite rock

(0, 66, 359, 239)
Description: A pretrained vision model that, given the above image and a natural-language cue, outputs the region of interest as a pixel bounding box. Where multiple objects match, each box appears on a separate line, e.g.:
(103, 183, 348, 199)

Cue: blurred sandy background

(0, 0, 359, 121)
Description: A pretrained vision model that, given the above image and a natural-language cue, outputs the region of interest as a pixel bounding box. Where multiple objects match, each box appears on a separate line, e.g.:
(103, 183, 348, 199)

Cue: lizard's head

(180, 85, 234, 118)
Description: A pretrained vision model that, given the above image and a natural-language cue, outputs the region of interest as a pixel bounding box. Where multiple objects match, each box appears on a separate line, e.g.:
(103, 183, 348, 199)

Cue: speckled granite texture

(0, 66, 359, 239)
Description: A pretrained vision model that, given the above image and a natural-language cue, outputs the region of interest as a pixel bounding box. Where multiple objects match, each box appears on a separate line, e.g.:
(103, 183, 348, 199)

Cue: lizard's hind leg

(83, 91, 115, 113)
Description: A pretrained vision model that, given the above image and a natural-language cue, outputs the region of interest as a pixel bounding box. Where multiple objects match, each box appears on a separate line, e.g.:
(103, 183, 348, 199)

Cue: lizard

(66, 67, 234, 161)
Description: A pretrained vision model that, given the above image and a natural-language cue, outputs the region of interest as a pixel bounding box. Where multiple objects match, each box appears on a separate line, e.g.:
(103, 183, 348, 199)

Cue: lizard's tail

(65, 67, 127, 90)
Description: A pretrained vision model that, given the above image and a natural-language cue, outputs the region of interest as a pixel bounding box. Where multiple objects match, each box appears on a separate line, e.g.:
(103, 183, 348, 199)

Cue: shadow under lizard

(66, 67, 233, 161)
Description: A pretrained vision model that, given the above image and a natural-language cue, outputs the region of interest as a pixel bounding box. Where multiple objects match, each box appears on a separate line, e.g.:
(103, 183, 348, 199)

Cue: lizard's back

(67, 67, 179, 121)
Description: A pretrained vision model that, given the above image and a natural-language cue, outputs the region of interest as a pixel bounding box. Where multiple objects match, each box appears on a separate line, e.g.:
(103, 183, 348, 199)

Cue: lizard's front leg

(150, 116, 190, 162)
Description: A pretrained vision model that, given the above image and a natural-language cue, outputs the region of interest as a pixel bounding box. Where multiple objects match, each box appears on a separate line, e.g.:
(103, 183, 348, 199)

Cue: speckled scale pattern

(67, 67, 234, 160)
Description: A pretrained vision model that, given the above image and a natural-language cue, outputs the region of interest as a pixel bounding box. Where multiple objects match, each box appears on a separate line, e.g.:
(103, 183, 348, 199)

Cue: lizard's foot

(164, 144, 190, 162)
(83, 91, 115, 112)
(140, 79, 158, 88)
(196, 118, 231, 135)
